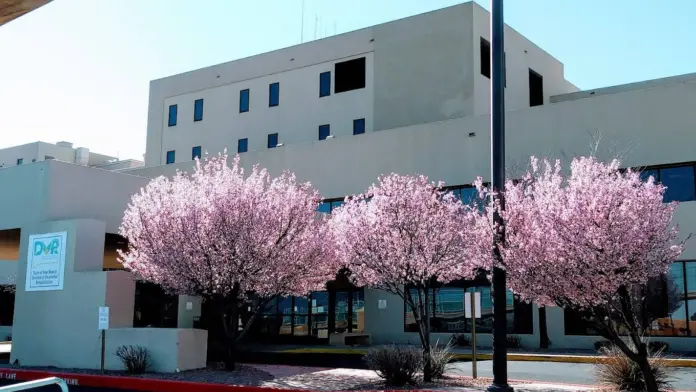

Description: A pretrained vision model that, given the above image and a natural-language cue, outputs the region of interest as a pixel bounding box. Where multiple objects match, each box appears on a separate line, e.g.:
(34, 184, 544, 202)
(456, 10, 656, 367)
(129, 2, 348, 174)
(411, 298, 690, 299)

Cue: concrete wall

(11, 219, 136, 369)
(105, 328, 207, 372)
(0, 142, 117, 169)
(177, 295, 202, 329)
(0, 142, 39, 168)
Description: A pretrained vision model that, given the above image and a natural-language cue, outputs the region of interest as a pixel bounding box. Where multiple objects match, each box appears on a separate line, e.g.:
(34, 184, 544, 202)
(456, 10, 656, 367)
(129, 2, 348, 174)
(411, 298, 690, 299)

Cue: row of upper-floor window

(313, 162, 696, 210)
(166, 57, 367, 127)
(11, 156, 57, 166)
(164, 119, 367, 164)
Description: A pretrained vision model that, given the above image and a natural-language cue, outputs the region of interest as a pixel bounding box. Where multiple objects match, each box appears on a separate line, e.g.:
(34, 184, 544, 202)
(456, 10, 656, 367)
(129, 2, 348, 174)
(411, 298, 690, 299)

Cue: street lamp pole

(488, 1, 512, 392)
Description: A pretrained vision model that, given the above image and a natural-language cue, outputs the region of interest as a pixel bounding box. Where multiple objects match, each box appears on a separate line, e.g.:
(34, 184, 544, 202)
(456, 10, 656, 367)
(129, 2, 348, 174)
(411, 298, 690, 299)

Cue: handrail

(0, 377, 69, 391)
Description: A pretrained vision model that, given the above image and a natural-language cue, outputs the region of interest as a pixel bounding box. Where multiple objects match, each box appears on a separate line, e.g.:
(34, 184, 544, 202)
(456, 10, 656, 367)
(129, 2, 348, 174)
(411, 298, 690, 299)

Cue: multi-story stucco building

(1, 1, 696, 370)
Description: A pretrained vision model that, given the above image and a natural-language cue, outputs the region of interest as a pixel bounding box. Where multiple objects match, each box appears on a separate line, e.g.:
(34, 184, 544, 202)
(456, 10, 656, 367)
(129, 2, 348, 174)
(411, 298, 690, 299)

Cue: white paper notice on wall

(98, 307, 109, 330)
(378, 299, 387, 309)
(25, 231, 68, 292)
(464, 292, 482, 319)
(317, 306, 324, 313)
(186, 301, 193, 311)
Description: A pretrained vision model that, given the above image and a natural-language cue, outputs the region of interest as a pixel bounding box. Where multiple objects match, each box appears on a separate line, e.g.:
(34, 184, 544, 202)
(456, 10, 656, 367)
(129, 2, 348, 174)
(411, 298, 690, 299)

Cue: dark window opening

(480, 38, 490, 78)
(166, 150, 175, 164)
(238, 138, 248, 153)
(16, 159, 22, 165)
(318, 124, 331, 140)
(0, 289, 14, 328)
(168, 104, 178, 127)
(268, 133, 279, 149)
(320, 72, 331, 97)
(353, 118, 365, 135)
(269, 83, 279, 107)
(529, 69, 544, 107)
(335, 57, 366, 93)
(194, 99, 204, 121)
(133, 281, 178, 328)
(240, 89, 250, 113)
(192, 146, 202, 160)
(44, 156, 54, 160)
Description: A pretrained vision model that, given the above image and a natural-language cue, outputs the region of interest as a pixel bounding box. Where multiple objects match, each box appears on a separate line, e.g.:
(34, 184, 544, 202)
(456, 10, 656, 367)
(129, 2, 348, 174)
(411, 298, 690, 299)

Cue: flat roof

(0, 0, 51, 26)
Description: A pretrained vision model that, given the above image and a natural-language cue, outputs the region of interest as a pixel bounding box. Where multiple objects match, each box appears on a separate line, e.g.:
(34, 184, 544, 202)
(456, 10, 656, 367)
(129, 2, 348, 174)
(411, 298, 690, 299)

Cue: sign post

(465, 291, 481, 379)
(98, 307, 109, 373)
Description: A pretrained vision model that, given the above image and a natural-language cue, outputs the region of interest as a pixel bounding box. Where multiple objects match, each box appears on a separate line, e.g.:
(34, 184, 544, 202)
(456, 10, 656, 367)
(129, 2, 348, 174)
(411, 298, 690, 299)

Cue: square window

(320, 72, 331, 97)
(353, 118, 365, 135)
(480, 37, 490, 79)
(238, 138, 248, 153)
(269, 83, 279, 107)
(240, 89, 250, 113)
(168, 104, 178, 127)
(318, 124, 331, 140)
(194, 99, 204, 121)
(268, 133, 279, 149)
(16, 158, 23, 165)
(660, 165, 696, 202)
(192, 146, 202, 160)
(166, 150, 175, 164)
(335, 57, 366, 93)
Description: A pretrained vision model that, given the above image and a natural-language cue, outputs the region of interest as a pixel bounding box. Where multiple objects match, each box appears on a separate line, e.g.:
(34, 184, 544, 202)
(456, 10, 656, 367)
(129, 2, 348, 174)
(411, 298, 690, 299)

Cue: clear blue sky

(1, 0, 694, 160)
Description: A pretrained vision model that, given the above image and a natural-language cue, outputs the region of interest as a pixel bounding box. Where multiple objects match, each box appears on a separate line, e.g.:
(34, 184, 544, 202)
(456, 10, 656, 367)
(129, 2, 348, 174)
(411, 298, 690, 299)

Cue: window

(404, 281, 533, 334)
(480, 38, 490, 78)
(16, 158, 22, 165)
(661, 166, 696, 202)
(166, 150, 175, 164)
(239, 89, 250, 113)
(353, 118, 365, 135)
(529, 69, 544, 107)
(168, 104, 178, 127)
(318, 124, 331, 140)
(192, 146, 202, 160)
(317, 203, 331, 214)
(267, 133, 278, 149)
(0, 288, 14, 327)
(194, 99, 204, 121)
(320, 72, 331, 97)
(44, 156, 54, 160)
(335, 57, 366, 93)
(269, 83, 279, 107)
(238, 138, 248, 153)
(565, 260, 696, 337)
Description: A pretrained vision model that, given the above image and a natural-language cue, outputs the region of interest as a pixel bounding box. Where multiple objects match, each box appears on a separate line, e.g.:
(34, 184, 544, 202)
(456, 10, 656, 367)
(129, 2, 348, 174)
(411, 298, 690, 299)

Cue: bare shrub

(364, 344, 422, 386)
(115, 345, 152, 374)
(595, 344, 674, 392)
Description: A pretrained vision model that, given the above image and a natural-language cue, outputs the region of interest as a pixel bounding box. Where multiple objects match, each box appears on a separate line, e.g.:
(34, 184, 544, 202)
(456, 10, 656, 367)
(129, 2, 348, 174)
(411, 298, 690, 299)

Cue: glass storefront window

(277, 297, 293, 335)
(661, 166, 696, 203)
(311, 291, 329, 339)
(352, 290, 365, 332)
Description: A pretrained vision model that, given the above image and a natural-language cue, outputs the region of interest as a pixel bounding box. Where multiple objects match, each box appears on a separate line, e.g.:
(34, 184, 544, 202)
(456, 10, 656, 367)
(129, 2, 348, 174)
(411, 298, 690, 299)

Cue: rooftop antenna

(300, 0, 305, 43)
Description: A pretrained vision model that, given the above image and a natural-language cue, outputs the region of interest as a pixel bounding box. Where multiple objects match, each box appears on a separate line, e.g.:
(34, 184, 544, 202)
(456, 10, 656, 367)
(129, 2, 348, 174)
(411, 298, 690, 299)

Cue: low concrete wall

(105, 328, 207, 373)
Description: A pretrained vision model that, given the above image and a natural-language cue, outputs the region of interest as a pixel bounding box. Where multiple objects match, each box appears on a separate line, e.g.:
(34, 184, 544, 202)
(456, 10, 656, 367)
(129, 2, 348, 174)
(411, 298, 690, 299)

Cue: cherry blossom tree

(330, 174, 481, 381)
(468, 156, 685, 392)
(119, 154, 338, 369)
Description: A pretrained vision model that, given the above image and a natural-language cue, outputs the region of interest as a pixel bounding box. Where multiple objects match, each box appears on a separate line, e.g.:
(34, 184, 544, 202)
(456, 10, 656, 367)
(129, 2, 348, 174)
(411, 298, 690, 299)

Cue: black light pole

(488, 0, 512, 392)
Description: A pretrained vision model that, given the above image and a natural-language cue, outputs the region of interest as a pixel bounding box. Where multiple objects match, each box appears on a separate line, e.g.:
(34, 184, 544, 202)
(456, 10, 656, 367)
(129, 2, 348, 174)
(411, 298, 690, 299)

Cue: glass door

(311, 291, 330, 341)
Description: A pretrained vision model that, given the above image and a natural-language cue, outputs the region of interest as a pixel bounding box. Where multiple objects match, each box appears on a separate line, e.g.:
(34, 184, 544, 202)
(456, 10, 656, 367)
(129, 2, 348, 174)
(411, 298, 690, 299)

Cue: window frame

(166, 150, 175, 165)
(269, 82, 280, 107)
(267, 133, 279, 149)
(16, 158, 23, 165)
(318, 124, 331, 141)
(191, 146, 202, 160)
(353, 118, 366, 135)
(320, 72, 331, 97)
(194, 99, 204, 122)
(637, 161, 696, 203)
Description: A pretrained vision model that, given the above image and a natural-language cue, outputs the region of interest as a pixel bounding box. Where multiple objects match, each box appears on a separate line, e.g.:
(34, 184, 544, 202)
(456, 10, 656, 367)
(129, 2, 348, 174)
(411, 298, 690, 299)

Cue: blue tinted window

(353, 118, 365, 135)
(192, 146, 201, 160)
(269, 83, 279, 107)
(194, 99, 204, 121)
(317, 203, 331, 214)
(168, 105, 177, 127)
(268, 133, 278, 149)
(330, 201, 344, 211)
(640, 169, 659, 183)
(237, 138, 248, 153)
(661, 166, 695, 202)
(320, 72, 331, 97)
(318, 124, 331, 140)
(16, 158, 23, 165)
(166, 150, 175, 164)
(239, 89, 249, 113)
(460, 187, 477, 205)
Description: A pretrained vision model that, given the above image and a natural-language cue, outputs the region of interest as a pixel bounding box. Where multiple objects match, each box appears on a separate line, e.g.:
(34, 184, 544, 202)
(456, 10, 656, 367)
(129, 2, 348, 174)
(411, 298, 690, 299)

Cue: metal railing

(0, 377, 69, 391)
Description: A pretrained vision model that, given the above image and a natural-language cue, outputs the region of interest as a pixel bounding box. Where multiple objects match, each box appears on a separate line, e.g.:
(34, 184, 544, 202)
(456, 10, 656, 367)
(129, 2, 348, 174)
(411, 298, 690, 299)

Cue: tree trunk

(217, 289, 240, 371)
(637, 342, 659, 392)
(539, 307, 549, 349)
(422, 289, 433, 382)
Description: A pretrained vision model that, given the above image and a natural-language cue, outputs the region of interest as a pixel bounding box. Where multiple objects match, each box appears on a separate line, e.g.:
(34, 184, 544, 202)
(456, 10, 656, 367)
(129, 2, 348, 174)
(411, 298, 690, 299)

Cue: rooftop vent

(56, 141, 73, 148)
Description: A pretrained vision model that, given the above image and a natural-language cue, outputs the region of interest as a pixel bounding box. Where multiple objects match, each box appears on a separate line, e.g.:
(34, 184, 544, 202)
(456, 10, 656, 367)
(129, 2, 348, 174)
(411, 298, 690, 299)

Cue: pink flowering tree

(119, 154, 338, 369)
(330, 174, 481, 381)
(468, 156, 685, 392)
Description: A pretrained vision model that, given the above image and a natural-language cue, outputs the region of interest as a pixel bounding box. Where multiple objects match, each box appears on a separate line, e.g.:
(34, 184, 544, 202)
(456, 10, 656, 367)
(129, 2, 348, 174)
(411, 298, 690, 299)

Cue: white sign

(98, 307, 109, 330)
(465, 292, 481, 318)
(378, 299, 387, 309)
(186, 301, 193, 311)
(25, 231, 68, 292)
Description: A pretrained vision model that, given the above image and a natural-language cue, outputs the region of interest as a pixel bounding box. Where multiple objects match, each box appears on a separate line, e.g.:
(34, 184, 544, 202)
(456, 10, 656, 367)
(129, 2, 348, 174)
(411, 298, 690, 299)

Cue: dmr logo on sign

(25, 231, 68, 292)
